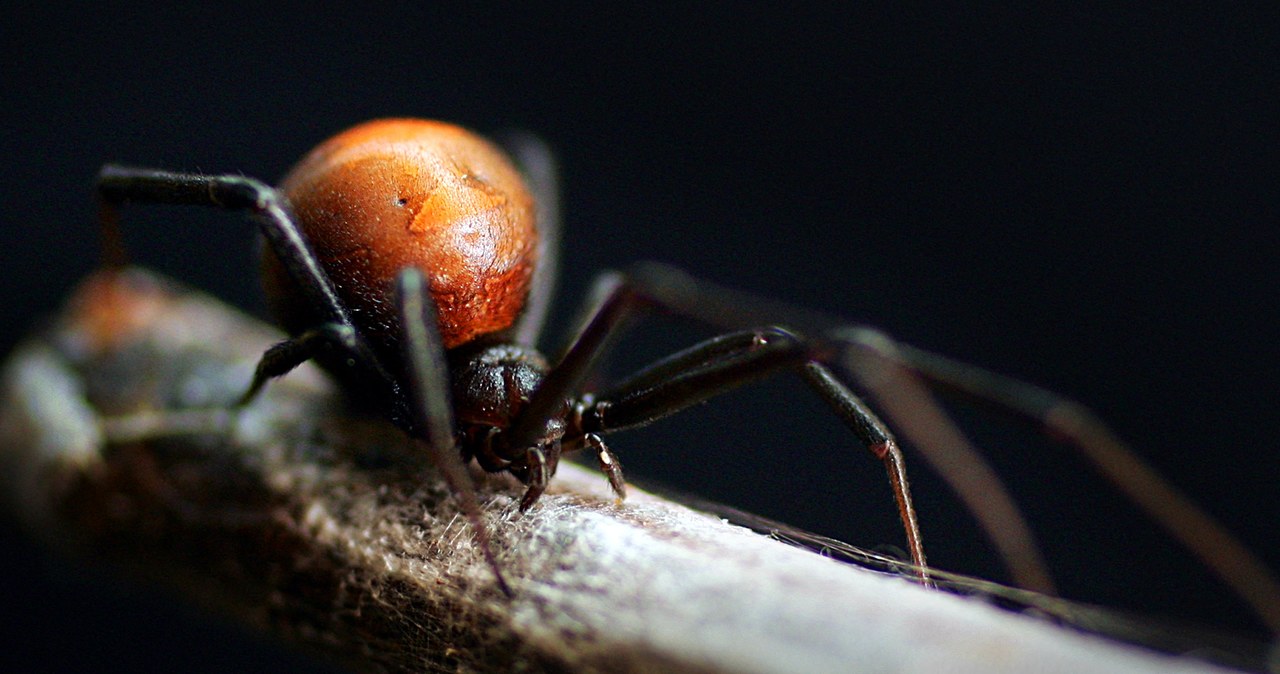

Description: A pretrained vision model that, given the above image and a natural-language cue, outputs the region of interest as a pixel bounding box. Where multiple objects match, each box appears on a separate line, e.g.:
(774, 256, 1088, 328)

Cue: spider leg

(507, 271, 630, 452)
(499, 134, 561, 349)
(517, 446, 552, 512)
(840, 329, 1280, 634)
(237, 323, 395, 406)
(503, 270, 951, 583)
(582, 433, 625, 500)
(798, 364, 936, 588)
(394, 267, 512, 597)
(96, 165, 351, 329)
(570, 327, 937, 586)
(621, 262, 1236, 595)
(95, 165, 400, 405)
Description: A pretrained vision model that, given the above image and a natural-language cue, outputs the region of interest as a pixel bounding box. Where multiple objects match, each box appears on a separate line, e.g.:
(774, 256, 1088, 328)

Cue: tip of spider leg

(587, 434, 627, 501)
(518, 486, 545, 513)
(608, 478, 627, 502)
(463, 502, 515, 598)
(233, 387, 260, 409)
(493, 568, 515, 598)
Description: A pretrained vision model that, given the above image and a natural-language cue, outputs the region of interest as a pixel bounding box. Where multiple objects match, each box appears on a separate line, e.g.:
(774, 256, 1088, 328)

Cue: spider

(95, 119, 1280, 630)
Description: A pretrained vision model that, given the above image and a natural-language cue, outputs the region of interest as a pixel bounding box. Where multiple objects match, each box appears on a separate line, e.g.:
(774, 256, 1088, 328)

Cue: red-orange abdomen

(260, 119, 538, 359)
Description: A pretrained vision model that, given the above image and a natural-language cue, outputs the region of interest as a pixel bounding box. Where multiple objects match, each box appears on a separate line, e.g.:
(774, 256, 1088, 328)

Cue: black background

(3, 4, 1277, 671)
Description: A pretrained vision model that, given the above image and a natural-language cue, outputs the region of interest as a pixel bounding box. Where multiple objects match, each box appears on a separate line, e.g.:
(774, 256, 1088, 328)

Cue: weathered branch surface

(0, 269, 1244, 673)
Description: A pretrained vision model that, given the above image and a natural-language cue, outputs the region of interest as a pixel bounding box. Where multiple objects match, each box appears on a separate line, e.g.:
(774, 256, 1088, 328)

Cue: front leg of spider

(394, 267, 513, 597)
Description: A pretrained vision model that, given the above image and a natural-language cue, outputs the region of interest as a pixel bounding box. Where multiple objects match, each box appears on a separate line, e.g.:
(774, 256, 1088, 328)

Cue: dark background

(3, 4, 1277, 671)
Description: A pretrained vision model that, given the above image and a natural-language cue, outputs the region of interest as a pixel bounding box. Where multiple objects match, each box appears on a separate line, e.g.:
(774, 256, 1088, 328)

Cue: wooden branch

(0, 268, 1246, 673)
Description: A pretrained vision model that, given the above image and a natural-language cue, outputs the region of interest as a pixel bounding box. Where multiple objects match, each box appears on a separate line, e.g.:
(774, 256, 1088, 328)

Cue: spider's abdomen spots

(260, 118, 538, 357)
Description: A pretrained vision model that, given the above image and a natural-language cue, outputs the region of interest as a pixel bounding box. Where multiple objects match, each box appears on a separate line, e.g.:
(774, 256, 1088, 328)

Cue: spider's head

(450, 342, 562, 441)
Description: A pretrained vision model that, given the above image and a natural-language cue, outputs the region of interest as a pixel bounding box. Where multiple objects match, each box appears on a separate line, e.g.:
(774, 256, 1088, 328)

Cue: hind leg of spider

(836, 328, 1280, 634)
(394, 267, 513, 597)
(95, 165, 353, 329)
(95, 165, 401, 410)
(561, 326, 930, 584)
